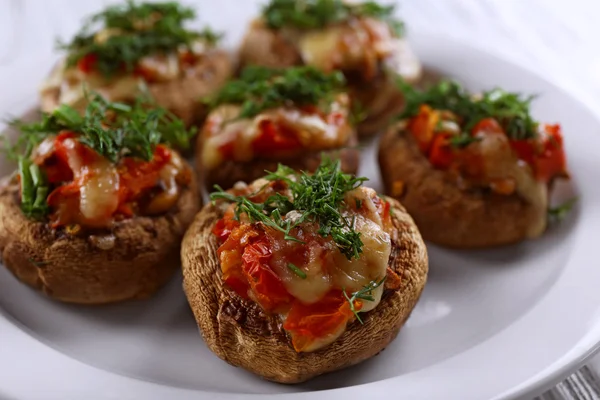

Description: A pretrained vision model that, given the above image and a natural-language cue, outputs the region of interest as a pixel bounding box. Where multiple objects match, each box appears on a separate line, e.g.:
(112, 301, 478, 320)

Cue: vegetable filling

(396, 79, 569, 194)
(6, 93, 194, 229)
(201, 66, 353, 169)
(211, 160, 399, 352)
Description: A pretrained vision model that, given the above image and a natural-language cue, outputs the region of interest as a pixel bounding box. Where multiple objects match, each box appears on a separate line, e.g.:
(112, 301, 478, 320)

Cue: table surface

(0, 0, 599, 398)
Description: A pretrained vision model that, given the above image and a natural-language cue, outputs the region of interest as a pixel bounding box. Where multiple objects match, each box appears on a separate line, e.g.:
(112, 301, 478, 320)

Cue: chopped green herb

(349, 100, 367, 126)
(287, 263, 307, 279)
(396, 78, 538, 143)
(206, 65, 345, 120)
(449, 135, 481, 148)
(343, 276, 386, 324)
(210, 158, 368, 260)
(18, 157, 49, 219)
(262, 0, 404, 37)
(57, 0, 221, 76)
(355, 199, 362, 209)
(5, 92, 195, 162)
(548, 197, 578, 221)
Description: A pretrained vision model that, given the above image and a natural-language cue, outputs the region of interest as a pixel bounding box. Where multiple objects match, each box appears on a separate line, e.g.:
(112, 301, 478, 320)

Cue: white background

(1, 0, 599, 392)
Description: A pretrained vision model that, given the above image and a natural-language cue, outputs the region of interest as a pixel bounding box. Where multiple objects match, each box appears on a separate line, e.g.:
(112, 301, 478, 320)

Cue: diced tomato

(217, 141, 235, 160)
(46, 182, 82, 228)
(178, 50, 196, 66)
(509, 139, 537, 167)
(213, 209, 240, 242)
(77, 53, 98, 74)
(242, 236, 291, 312)
(133, 63, 160, 82)
(118, 145, 171, 204)
(428, 133, 454, 169)
(217, 222, 258, 299)
(283, 290, 357, 352)
(252, 119, 302, 154)
(534, 124, 567, 183)
(470, 118, 504, 136)
(509, 124, 567, 183)
(298, 105, 319, 114)
(46, 181, 80, 208)
(326, 111, 346, 127)
(371, 194, 392, 225)
(407, 104, 438, 153)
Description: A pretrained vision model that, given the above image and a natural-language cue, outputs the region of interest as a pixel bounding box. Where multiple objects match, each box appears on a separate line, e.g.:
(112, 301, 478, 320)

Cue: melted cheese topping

(285, 17, 422, 83)
(201, 94, 352, 170)
(60, 137, 120, 226)
(40, 38, 210, 111)
(244, 179, 391, 313)
(296, 19, 394, 74)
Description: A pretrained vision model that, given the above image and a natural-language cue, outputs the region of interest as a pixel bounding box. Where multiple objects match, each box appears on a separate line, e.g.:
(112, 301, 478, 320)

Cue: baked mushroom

(238, 0, 422, 137)
(181, 160, 428, 383)
(0, 94, 200, 304)
(197, 65, 360, 189)
(379, 80, 570, 248)
(41, 1, 233, 128)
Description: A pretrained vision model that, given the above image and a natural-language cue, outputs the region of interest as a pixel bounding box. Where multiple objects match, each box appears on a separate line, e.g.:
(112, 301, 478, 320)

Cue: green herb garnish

(287, 263, 307, 279)
(206, 65, 345, 120)
(263, 0, 404, 37)
(343, 276, 386, 324)
(397, 78, 538, 145)
(57, 0, 220, 76)
(18, 157, 49, 219)
(448, 135, 481, 148)
(548, 197, 578, 221)
(210, 159, 367, 260)
(6, 92, 194, 162)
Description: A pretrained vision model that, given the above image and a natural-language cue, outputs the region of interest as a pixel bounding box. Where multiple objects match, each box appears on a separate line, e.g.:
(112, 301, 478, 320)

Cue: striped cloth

(539, 367, 600, 400)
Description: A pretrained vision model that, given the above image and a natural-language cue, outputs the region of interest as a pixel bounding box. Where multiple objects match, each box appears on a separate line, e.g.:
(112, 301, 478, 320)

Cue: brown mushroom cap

(181, 196, 428, 383)
(0, 175, 200, 304)
(378, 123, 548, 248)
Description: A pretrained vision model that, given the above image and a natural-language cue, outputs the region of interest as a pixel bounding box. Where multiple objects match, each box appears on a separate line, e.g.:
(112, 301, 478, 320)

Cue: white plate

(1, 4, 600, 400)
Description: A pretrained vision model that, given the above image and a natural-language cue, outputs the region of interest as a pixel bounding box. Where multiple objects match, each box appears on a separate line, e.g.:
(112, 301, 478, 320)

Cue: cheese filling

(201, 94, 352, 169)
(274, 17, 420, 82)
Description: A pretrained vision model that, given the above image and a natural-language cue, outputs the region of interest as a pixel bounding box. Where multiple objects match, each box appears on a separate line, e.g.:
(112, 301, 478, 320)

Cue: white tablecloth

(0, 0, 599, 397)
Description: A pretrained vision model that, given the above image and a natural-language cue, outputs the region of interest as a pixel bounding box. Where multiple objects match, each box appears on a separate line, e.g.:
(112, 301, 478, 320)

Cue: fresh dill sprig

(287, 263, 307, 279)
(206, 66, 345, 120)
(396, 78, 538, 144)
(262, 0, 404, 37)
(548, 197, 578, 221)
(210, 158, 368, 260)
(57, 0, 221, 76)
(5, 92, 195, 162)
(343, 276, 386, 324)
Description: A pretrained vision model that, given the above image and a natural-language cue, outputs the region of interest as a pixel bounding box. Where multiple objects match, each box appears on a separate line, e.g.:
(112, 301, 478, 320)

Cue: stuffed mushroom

(238, 0, 422, 136)
(181, 160, 428, 383)
(379, 80, 570, 248)
(0, 94, 200, 304)
(41, 1, 233, 128)
(197, 65, 360, 189)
